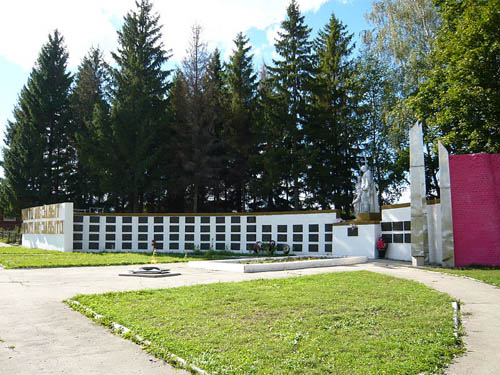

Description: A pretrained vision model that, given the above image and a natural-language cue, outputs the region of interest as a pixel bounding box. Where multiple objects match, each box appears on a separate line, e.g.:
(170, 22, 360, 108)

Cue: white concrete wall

(380, 203, 442, 264)
(332, 224, 380, 259)
(381, 206, 411, 261)
(22, 203, 74, 252)
(73, 211, 341, 255)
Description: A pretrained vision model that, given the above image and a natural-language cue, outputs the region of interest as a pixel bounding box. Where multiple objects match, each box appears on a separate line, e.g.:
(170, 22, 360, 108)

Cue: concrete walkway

(0, 261, 499, 374)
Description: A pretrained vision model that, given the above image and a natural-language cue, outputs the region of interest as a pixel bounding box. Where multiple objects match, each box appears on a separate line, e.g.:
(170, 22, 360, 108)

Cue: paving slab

(0, 260, 499, 374)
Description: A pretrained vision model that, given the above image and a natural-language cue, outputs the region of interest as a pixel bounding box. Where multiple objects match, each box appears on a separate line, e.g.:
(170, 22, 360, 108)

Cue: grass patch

(0, 247, 283, 269)
(426, 266, 500, 288)
(69, 271, 463, 375)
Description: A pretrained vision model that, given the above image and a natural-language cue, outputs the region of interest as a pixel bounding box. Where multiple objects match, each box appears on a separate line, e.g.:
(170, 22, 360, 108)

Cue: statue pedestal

(356, 212, 382, 222)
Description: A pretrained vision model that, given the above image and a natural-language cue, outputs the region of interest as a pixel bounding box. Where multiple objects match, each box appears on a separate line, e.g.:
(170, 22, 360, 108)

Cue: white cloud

(0, 0, 331, 70)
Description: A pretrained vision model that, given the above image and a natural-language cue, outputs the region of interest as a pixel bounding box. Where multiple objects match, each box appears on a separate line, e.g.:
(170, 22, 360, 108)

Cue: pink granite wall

(450, 153, 500, 266)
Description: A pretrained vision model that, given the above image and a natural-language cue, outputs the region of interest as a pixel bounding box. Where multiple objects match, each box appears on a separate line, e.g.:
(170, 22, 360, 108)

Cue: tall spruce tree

(180, 24, 220, 212)
(204, 49, 229, 211)
(70, 47, 111, 209)
(251, 65, 290, 211)
(2, 30, 73, 213)
(268, 0, 314, 210)
(109, 0, 171, 212)
(306, 14, 363, 213)
(225, 32, 258, 211)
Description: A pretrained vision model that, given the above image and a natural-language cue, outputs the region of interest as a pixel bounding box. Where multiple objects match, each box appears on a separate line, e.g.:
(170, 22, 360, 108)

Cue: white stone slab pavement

(0, 260, 499, 374)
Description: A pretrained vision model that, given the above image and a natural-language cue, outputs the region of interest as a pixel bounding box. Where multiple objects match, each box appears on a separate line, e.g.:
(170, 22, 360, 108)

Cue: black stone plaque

(393, 221, 404, 231)
(381, 222, 392, 232)
(347, 227, 358, 237)
(393, 234, 404, 243)
(309, 224, 319, 232)
(309, 234, 319, 242)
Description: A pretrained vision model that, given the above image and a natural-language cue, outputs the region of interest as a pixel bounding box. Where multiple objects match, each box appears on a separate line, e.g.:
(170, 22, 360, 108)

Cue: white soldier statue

(353, 159, 379, 215)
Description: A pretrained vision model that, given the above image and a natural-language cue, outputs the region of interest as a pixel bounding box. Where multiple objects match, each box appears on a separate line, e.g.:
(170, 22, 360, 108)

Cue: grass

(0, 247, 285, 269)
(69, 271, 463, 375)
(426, 265, 500, 288)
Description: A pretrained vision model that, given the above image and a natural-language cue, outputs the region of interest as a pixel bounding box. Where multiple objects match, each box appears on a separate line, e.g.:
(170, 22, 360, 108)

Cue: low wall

(72, 210, 341, 255)
(332, 223, 380, 259)
(21, 203, 73, 252)
(380, 202, 441, 263)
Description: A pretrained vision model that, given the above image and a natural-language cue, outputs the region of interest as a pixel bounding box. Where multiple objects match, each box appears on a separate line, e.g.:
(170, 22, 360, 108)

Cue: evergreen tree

(1, 30, 73, 213)
(70, 47, 111, 209)
(225, 32, 258, 211)
(109, 0, 171, 212)
(179, 24, 220, 212)
(204, 49, 229, 211)
(268, 0, 314, 210)
(166, 70, 190, 212)
(251, 65, 290, 211)
(306, 14, 362, 213)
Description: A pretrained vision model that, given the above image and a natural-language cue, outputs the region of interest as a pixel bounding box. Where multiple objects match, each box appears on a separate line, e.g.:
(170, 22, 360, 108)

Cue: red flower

(376, 237, 387, 251)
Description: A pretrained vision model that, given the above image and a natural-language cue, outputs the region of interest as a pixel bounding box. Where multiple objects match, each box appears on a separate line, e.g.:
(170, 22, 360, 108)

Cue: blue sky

(0, 0, 373, 170)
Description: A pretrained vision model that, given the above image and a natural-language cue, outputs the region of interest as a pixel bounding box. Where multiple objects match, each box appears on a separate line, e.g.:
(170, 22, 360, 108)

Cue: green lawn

(69, 271, 463, 375)
(426, 266, 500, 288)
(0, 247, 267, 269)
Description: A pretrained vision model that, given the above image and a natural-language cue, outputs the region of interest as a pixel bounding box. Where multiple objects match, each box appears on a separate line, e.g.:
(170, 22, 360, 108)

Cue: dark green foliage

(5, 0, 496, 215)
(357, 49, 407, 204)
(70, 47, 111, 209)
(225, 33, 258, 211)
(2, 30, 73, 213)
(267, 0, 314, 210)
(414, 0, 500, 154)
(173, 25, 222, 212)
(306, 14, 363, 213)
(109, 0, 171, 212)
